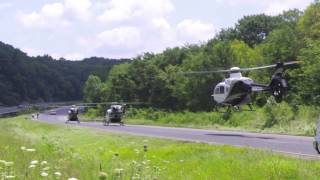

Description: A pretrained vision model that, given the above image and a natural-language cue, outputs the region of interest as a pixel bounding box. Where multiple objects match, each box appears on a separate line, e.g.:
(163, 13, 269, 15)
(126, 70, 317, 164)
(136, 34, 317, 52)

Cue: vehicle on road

(49, 110, 56, 115)
(103, 104, 126, 126)
(66, 105, 80, 124)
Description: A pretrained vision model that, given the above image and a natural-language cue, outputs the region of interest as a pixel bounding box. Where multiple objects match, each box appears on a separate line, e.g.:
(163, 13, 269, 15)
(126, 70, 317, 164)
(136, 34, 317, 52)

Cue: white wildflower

(42, 167, 50, 171)
(114, 168, 124, 175)
(26, 148, 36, 152)
(0, 160, 6, 165)
(5, 161, 13, 167)
(20, 146, 26, 151)
(29, 164, 36, 168)
(132, 175, 140, 179)
(40, 172, 48, 177)
(68, 177, 78, 180)
(54, 172, 61, 177)
(4, 175, 15, 179)
(41, 161, 48, 166)
(30, 160, 38, 165)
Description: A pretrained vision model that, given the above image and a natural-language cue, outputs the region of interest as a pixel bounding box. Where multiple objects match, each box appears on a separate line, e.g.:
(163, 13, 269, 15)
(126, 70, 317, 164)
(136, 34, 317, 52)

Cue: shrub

(264, 97, 294, 128)
(86, 108, 99, 118)
(296, 105, 319, 123)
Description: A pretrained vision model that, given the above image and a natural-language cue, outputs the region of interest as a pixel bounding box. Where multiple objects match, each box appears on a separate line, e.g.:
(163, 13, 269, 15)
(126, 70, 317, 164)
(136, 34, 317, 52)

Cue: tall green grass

(126, 103, 320, 136)
(1, 116, 320, 179)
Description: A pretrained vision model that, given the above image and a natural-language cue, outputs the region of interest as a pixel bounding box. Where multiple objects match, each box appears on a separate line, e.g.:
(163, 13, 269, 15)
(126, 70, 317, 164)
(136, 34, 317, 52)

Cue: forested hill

(83, 2, 320, 111)
(0, 41, 129, 105)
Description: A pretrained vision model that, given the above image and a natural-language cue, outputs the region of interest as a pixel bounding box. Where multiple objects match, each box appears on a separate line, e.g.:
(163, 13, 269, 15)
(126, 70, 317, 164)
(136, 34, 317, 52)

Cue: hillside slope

(0, 41, 129, 105)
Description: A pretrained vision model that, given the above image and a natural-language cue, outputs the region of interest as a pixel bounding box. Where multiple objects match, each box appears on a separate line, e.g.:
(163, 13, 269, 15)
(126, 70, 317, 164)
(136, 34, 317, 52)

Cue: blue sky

(0, 0, 314, 60)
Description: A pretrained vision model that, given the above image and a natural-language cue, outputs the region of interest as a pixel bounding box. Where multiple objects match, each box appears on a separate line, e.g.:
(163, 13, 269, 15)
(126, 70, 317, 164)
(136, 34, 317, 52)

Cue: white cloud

(214, 0, 312, 14)
(16, 0, 219, 58)
(215, 0, 312, 15)
(22, 47, 44, 57)
(265, 0, 312, 15)
(97, 27, 142, 49)
(41, 3, 64, 18)
(65, 0, 92, 21)
(0, 2, 12, 9)
(97, 0, 174, 23)
(152, 18, 171, 30)
(64, 52, 86, 60)
(19, 0, 92, 29)
(176, 19, 216, 44)
(19, 11, 70, 29)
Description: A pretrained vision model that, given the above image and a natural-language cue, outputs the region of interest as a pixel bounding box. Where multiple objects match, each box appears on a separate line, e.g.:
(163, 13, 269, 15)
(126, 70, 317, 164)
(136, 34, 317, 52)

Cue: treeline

(0, 42, 128, 105)
(83, 2, 320, 111)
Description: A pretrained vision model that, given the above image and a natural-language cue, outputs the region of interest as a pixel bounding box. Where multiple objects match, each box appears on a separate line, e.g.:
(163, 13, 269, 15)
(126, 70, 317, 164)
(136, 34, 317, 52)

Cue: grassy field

(123, 103, 320, 136)
(1, 116, 320, 179)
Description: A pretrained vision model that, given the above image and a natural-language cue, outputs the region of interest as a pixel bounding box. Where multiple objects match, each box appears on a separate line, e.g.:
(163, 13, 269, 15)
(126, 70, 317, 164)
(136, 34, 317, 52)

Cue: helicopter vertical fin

(269, 62, 289, 102)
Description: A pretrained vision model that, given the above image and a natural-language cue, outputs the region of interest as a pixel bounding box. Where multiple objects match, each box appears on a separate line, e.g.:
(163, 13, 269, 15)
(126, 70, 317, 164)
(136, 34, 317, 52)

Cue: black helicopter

(182, 61, 300, 110)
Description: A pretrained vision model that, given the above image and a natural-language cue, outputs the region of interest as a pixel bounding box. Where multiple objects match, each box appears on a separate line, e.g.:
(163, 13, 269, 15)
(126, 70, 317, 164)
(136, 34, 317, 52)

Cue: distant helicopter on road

(79, 102, 144, 126)
(66, 105, 80, 124)
(103, 103, 126, 126)
(181, 61, 300, 110)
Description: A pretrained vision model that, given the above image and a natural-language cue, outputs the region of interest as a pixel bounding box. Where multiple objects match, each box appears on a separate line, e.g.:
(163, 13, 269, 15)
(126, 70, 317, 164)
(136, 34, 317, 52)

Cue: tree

(235, 14, 283, 47)
(83, 75, 103, 103)
(298, 1, 320, 40)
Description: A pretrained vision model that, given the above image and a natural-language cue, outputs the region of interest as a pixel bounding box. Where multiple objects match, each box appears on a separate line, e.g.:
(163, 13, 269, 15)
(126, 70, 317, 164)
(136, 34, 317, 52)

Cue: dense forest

(83, 2, 320, 111)
(0, 42, 128, 105)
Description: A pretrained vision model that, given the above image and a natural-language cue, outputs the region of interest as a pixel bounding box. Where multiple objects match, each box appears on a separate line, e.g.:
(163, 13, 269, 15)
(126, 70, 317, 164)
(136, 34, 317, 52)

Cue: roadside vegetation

(1, 116, 320, 179)
(84, 98, 319, 136)
(126, 104, 318, 137)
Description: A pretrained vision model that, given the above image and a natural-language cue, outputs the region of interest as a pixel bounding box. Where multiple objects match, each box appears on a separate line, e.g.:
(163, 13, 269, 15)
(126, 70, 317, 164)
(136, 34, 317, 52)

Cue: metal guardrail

(0, 106, 20, 115)
(0, 101, 80, 117)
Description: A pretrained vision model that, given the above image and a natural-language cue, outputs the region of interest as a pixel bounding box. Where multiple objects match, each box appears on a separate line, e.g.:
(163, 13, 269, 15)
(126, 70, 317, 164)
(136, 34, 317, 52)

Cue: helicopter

(103, 103, 126, 126)
(181, 61, 300, 110)
(79, 102, 145, 126)
(65, 105, 80, 124)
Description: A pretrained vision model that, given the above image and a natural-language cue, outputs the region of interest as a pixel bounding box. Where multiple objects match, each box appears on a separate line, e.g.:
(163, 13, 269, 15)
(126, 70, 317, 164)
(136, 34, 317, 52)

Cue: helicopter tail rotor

(269, 76, 288, 102)
(268, 62, 290, 102)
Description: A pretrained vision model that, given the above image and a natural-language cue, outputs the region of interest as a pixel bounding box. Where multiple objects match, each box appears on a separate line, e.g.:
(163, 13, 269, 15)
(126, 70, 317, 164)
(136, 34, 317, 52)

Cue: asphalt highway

(38, 108, 320, 159)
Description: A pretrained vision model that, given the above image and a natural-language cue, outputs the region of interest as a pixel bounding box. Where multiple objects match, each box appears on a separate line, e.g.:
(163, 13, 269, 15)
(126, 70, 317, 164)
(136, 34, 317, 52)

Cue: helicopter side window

(214, 87, 220, 94)
(219, 86, 225, 94)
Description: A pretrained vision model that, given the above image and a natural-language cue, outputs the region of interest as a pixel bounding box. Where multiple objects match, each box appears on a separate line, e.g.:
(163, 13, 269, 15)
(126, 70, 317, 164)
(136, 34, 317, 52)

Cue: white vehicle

(49, 110, 56, 115)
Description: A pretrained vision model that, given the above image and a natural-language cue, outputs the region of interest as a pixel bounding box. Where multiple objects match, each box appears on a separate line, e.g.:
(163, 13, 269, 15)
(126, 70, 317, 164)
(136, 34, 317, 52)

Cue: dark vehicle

(66, 105, 80, 124)
(103, 104, 126, 126)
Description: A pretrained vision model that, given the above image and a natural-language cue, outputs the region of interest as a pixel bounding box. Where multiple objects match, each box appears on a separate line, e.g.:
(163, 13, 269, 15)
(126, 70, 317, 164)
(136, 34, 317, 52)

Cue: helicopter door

(213, 85, 226, 103)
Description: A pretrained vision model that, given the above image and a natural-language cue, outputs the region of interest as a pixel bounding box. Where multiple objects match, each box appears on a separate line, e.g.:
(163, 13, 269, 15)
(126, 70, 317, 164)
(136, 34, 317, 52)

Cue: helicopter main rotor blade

(240, 61, 301, 72)
(177, 69, 230, 75)
(79, 102, 150, 106)
(178, 61, 301, 75)
(240, 65, 277, 71)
